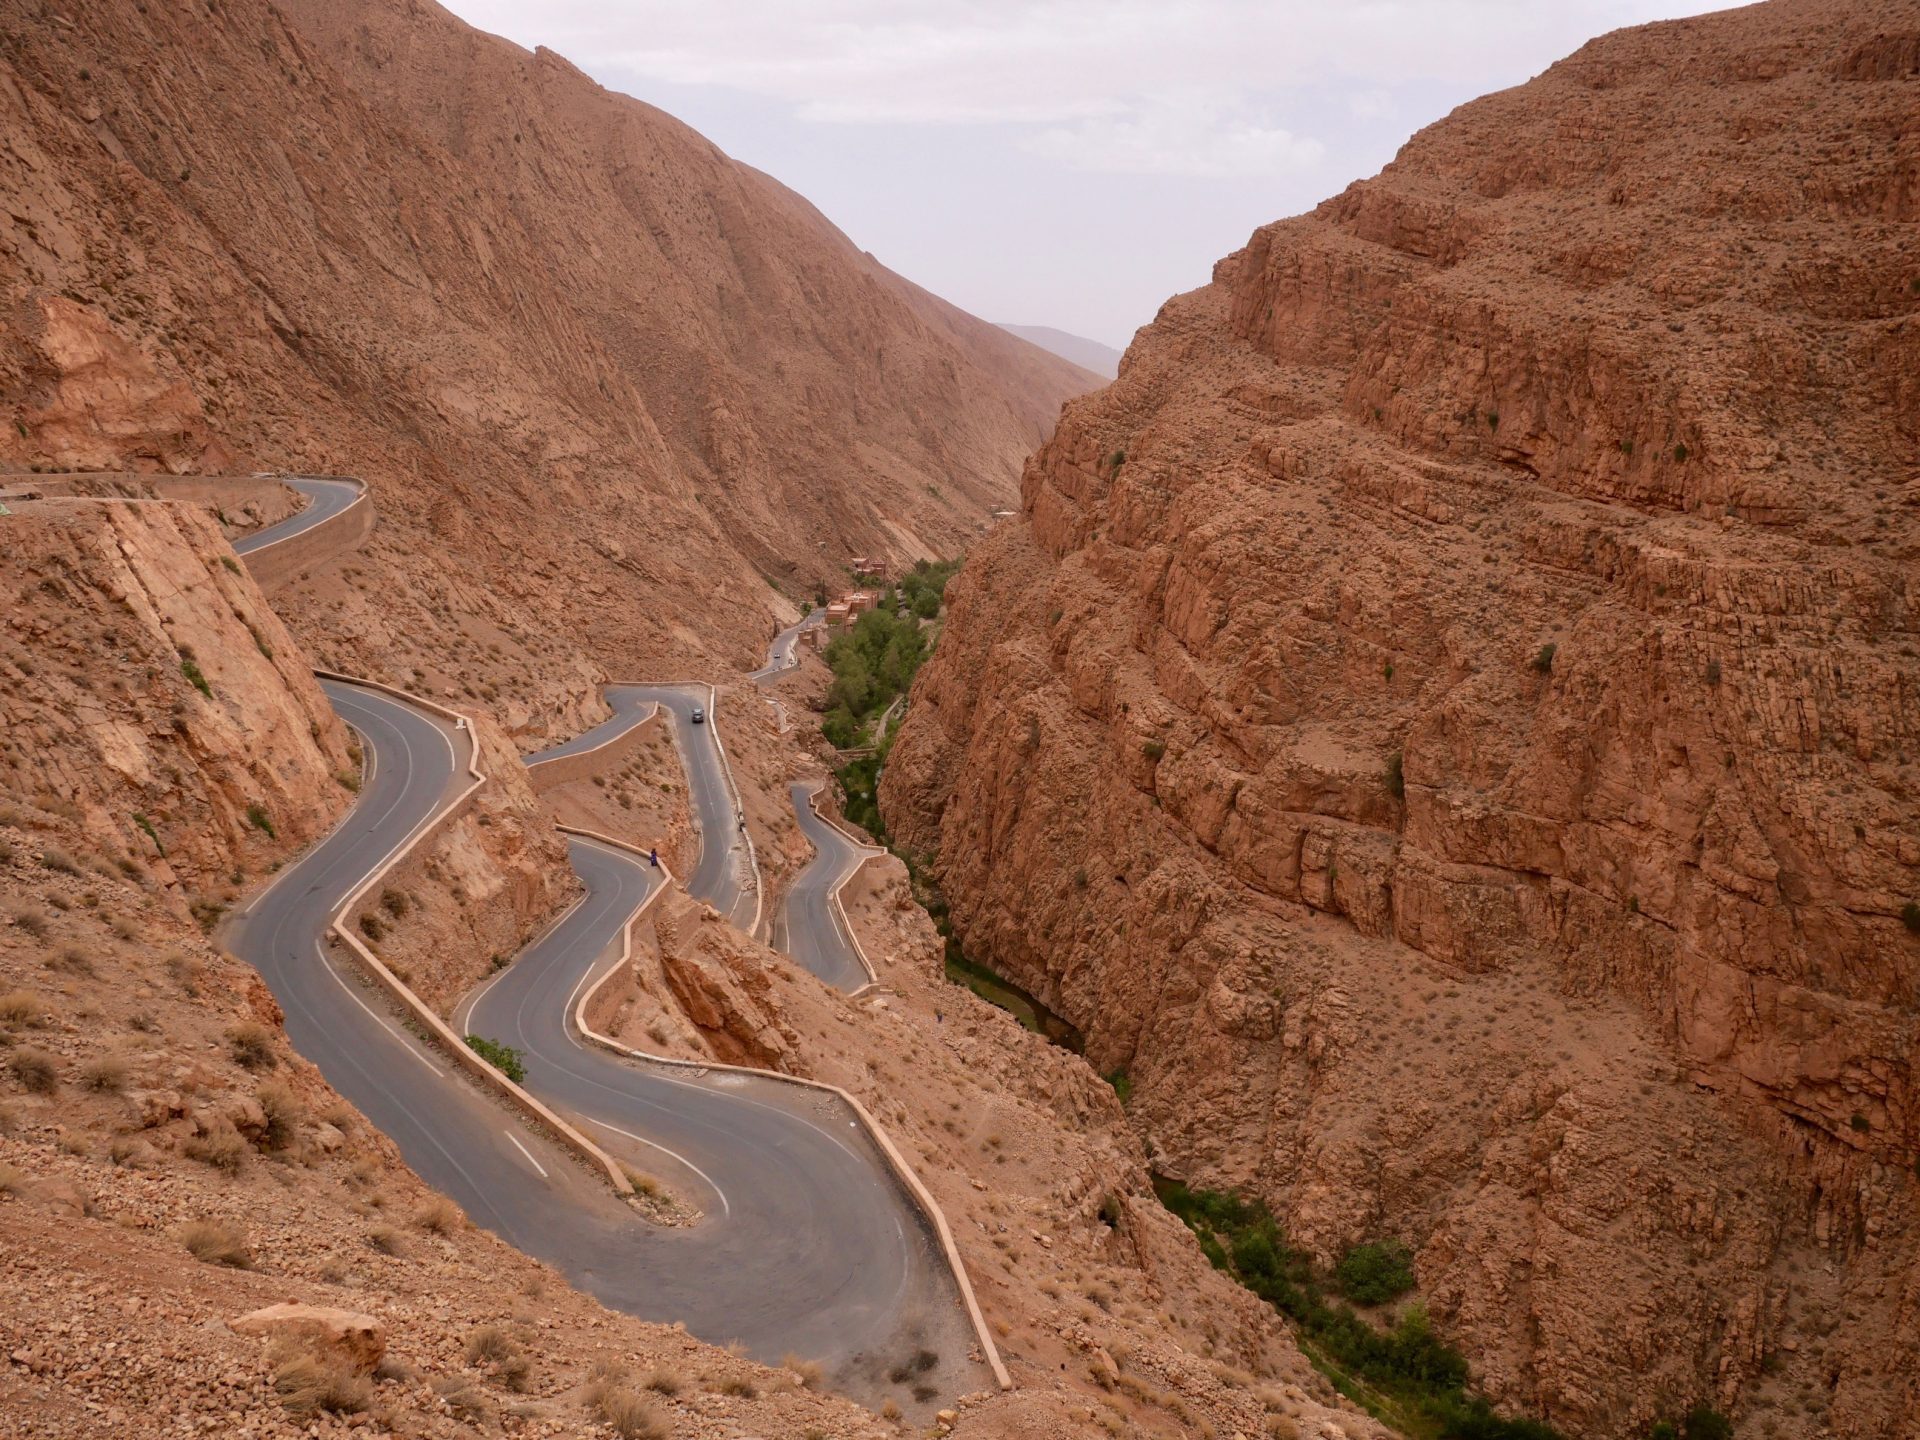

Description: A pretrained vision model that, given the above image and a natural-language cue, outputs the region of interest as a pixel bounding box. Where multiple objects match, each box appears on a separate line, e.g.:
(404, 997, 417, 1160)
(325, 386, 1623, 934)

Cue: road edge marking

(309, 671, 636, 1199)
(558, 823, 1013, 1392)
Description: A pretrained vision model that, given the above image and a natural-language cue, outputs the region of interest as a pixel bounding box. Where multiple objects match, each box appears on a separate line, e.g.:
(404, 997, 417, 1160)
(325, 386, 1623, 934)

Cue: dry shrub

(48, 946, 95, 977)
(38, 848, 80, 876)
(0, 1161, 27, 1196)
(227, 1022, 277, 1070)
(185, 1120, 249, 1174)
(178, 1219, 252, 1269)
(10, 907, 48, 939)
(466, 1324, 531, 1391)
(1266, 1417, 1300, 1439)
(80, 1053, 130, 1092)
(0, 990, 48, 1027)
(255, 1080, 301, 1150)
(366, 1224, 405, 1256)
(413, 1196, 463, 1234)
(272, 1340, 371, 1415)
(8, 1048, 58, 1094)
(433, 1376, 491, 1421)
(718, 1376, 756, 1399)
(592, 1383, 668, 1440)
(781, 1353, 824, 1389)
(643, 1367, 682, 1396)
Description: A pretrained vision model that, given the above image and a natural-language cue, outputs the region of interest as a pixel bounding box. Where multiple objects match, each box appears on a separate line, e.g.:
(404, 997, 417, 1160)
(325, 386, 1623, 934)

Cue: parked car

(691, 705, 706, 724)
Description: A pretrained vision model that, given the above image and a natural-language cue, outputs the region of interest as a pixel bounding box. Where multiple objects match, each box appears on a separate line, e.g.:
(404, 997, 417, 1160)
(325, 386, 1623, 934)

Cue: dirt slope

(884, 3, 1920, 1436)
(0, 0, 1096, 726)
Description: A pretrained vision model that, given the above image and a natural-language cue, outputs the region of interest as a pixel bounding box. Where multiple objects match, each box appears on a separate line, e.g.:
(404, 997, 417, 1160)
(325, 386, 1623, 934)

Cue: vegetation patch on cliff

(1154, 1177, 1563, 1440)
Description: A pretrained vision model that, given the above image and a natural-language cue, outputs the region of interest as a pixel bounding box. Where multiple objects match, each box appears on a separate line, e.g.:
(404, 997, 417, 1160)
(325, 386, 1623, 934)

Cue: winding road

(772, 782, 882, 991)
(231, 476, 361, 555)
(528, 685, 752, 929)
(748, 611, 820, 683)
(224, 493, 985, 1408)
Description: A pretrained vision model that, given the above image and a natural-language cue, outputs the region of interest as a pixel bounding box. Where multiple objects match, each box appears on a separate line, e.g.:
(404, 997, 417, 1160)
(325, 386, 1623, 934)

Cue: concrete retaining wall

(564, 825, 1012, 1391)
(310, 670, 635, 1198)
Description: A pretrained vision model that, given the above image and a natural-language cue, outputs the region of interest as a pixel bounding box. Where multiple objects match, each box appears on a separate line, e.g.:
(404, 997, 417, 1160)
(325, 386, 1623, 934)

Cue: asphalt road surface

(221, 504, 979, 1405)
(749, 610, 820, 683)
(772, 782, 880, 991)
(528, 685, 750, 928)
(459, 836, 975, 1395)
(231, 476, 360, 554)
(230, 679, 977, 1404)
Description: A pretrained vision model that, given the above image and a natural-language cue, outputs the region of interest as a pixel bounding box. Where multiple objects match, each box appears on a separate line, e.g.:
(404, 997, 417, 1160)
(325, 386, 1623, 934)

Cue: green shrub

(180, 653, 212, 698)
(1142, 739, 1166, 762)
(1105, 1069, 1132, 1105)
(1674, 444, 1690, 463)
(133, 812, 163, 854)
(1385, 751, 1405, 800)
(465, 1035, 526, 1083)
(245, 803, 275, 839)
(1902, 900, 1920, 934)
(1681, 1408, 1733, 1440)
(1155, 1177, 1549, 1438)
(1531, 643, 1556, 674)
(1335, 1240, 1416, 1305)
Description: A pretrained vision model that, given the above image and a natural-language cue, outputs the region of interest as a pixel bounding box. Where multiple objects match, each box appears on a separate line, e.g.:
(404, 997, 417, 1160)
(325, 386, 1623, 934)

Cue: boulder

(228, 1303, 386, 1373)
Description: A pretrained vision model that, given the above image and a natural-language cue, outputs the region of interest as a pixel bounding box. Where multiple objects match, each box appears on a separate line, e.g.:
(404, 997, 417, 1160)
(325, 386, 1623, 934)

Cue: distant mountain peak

(997, 325, 1122, 380)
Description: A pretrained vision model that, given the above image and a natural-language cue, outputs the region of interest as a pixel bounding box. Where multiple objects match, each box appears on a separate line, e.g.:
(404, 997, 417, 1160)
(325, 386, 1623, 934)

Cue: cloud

(451, 0, 1721, 129)
(1347, 89, 1395, 121)
(1023, 99, 1325, 179)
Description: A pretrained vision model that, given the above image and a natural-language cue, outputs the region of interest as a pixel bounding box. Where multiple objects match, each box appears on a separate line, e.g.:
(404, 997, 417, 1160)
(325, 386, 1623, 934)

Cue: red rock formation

(0, 0, 1096, 713)
(884, 3, 1920, 1435)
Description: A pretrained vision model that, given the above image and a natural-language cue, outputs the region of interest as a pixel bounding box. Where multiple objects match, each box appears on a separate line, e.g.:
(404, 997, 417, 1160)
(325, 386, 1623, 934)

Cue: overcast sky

(442, 0, 1727, 349)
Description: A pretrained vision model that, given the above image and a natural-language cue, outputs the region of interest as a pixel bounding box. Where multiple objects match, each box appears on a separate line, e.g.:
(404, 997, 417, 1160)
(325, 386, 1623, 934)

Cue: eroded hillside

(0, 0, 1096, 733)
(883, 3, 1920, 1436)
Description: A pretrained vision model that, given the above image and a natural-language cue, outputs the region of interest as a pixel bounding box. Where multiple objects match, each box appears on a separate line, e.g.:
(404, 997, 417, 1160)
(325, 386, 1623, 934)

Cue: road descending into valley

(528, 684, 753, 928)
(772, 782, 882, 991)
(748, 611, 820, 682)
(225, 495, 984, 1406)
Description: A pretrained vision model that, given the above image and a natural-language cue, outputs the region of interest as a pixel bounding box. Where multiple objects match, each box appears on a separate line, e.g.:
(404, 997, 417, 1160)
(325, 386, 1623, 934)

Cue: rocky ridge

(883, 3, 1920, 1436)
(0, 0, 1096, 732)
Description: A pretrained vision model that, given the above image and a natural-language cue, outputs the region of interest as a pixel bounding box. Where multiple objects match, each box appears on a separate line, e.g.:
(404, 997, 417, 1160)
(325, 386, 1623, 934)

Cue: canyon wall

(0, 0, 1096, 727)
(884, 3, 1920, 1436)
(0, 499, 353, 889)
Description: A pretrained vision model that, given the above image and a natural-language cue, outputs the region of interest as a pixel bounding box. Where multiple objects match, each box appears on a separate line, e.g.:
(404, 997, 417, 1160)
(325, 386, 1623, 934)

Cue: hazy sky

(442, 0, 1726, 349)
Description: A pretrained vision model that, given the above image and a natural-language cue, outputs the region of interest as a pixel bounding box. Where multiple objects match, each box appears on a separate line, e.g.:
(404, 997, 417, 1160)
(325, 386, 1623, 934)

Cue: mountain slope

(998, 325, 1124, 379)
(884, 3, 1920, 1436)
(0, 0, 1095, 728)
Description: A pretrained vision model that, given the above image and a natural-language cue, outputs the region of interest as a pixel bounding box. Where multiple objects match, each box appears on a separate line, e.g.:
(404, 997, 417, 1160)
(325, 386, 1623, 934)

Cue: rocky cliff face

(0, 0, 1095, 719)
(884, 3, 1920, 1435)
(0, 499, 352, 890)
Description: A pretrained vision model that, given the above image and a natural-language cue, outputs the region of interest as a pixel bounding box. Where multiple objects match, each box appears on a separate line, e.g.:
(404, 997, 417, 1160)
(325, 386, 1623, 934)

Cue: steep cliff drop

(884, 3, 1920, 1437)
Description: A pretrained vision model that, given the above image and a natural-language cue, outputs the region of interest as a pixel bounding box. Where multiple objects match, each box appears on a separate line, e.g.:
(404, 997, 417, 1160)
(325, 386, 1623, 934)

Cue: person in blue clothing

(648, 847, 659, 868)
